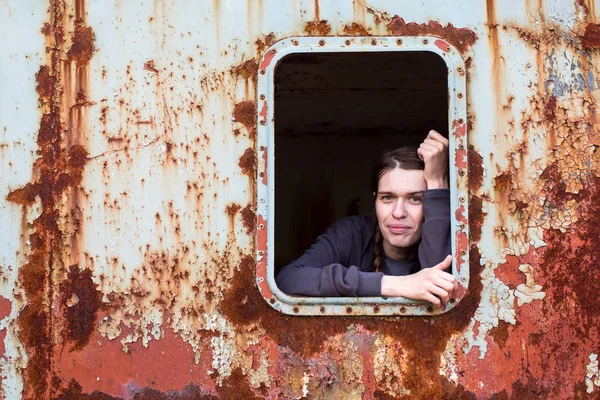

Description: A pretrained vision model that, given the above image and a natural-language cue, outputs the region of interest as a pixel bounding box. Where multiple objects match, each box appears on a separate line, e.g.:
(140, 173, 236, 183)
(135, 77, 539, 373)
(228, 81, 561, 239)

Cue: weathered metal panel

(1, 0, 600, 398)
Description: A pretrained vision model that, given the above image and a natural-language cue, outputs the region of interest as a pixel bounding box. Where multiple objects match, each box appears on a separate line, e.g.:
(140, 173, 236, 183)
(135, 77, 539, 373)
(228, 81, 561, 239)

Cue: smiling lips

(387, 224, 411, 234)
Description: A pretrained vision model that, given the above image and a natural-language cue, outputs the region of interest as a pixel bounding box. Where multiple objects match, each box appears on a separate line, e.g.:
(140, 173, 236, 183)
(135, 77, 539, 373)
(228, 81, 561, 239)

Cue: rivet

(346, 307, 353, 314)
(345, 39, 351, 45)
(459, 170, 465, 176)
(260, 69, 266, 75)
(258, 250, 265, 256)
(293, 307, 299, 313)
(373, 306, 380, 313)
(458, 118, 464, 124)
(371, 39, 377, 45)
(292, 39, 299, 46)
(423, 39, 429, 44)
(259, 145, 265, 151)
(259, 94, 265, 100)
(457, 93, 464, 98)
(320, 306, 326, 313)
(459, 196, 465, 203)
(259, 172, 265, 177)
(460, 223, 466, 229)
(260, 198, 265, 203)
(459, 144, 465, 150)
(399, 306, 407, 313)
(270, 298, 276, 304)
(457, 67, 464, 73)
(461, 277, 467, 282)
(260, 120, 266, 125)
(318, 39, 325, 46)
(271, 49, 277, 54)
(396, 39, 403, 45)
(446, 46, 452, 52)
(461, 250, 467, 256)
(426, 305, 434, 313)
(449, 298, 456, 304)
(258, 223, 265, 229)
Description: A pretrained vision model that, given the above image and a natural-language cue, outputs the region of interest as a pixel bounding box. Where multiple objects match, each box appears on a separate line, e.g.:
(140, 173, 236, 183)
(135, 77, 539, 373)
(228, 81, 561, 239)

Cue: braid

(372, 223, 385, 272)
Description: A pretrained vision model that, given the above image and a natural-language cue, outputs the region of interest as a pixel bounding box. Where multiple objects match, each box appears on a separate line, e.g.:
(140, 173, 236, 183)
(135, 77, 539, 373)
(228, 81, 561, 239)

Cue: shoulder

(325, 215, 375, 241)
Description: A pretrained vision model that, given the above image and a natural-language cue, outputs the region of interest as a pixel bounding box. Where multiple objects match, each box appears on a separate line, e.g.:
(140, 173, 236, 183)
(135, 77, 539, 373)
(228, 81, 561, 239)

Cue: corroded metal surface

(0, 0, 599, 398)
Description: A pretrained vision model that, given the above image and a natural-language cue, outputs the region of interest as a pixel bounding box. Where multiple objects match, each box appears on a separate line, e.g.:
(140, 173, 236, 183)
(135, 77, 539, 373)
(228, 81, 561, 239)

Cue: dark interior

(274, 51, 448, 269)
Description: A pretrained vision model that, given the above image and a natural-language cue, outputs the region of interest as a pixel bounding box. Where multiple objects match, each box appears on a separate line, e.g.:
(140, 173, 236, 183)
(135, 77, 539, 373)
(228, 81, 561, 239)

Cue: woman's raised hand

(417, 130, 449, 190)
(380, 255, 458, 306)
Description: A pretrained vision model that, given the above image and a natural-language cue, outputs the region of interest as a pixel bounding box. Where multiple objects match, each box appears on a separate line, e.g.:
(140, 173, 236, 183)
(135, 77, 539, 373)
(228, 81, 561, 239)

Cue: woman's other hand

(417, 130, 449, 190)
(380, 255, 457, 306)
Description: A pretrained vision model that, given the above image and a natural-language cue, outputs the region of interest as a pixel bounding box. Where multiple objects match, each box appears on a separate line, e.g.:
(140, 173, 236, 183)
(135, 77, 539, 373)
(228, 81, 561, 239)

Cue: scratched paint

(1, 0, 600, 398)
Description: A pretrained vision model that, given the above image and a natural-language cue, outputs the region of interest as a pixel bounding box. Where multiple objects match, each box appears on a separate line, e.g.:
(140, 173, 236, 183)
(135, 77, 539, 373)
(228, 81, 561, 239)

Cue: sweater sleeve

(276, 218, 383, 297)
(418, 188, 452, 270)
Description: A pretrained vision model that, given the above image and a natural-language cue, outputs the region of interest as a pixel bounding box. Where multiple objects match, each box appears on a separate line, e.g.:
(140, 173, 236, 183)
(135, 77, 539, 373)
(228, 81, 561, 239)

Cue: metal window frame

(256, 36, 469, 316)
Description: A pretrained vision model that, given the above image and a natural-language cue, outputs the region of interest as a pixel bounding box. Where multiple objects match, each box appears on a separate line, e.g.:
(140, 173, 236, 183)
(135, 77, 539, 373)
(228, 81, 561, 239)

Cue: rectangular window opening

(256, 37, 469, 316)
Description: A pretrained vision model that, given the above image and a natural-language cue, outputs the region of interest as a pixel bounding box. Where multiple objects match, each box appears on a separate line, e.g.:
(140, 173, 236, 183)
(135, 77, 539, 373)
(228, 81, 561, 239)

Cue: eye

(380, 195, 394, 202)
(409, 196, 423, 204)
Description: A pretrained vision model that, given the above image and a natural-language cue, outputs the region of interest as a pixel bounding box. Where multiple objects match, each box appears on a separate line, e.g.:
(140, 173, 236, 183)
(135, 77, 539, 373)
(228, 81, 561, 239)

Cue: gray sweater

(275, 189, 451, 297)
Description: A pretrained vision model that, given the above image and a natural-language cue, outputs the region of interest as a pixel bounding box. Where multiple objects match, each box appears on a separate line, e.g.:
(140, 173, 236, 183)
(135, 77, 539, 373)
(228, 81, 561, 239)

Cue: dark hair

(371, 147, 424, 272)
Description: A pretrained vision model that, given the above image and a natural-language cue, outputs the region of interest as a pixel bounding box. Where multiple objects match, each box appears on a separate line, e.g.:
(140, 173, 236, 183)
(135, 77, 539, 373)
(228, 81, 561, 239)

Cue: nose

(392, 199, 408, 219)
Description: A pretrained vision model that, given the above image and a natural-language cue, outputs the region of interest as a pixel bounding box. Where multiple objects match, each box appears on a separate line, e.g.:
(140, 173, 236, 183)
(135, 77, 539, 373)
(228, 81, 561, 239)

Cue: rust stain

(468, 146, 484, 194)
(544, 95, 557, 123)
(7, 0, 94, 397)
(231, 58, 258, 81)
(343, 22, 370, 36)
(386, 17, 478, 53)
(304, 20, 332, 36)
(232, 101, 257, 134)
(67, 26, 95, 66)
(580, 23, 600, 48)
(241, 204, 256, 234)
(54, 327, 217, 398)
(238, 147, 256, 178)
(59, 266, 102, 351)
(255, 33, 275, 54)
(144, 60, 159, 74)
(469, 195, 486, 244)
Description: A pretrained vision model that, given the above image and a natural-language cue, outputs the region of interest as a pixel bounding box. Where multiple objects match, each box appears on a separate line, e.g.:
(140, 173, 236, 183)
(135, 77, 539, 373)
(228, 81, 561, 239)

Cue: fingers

(433, 255, 452, 270)
(427, 130, 449, 145)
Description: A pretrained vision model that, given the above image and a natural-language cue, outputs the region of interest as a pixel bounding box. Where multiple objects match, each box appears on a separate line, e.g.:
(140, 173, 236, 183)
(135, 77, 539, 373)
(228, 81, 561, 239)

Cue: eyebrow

(377, 191, 424, 196)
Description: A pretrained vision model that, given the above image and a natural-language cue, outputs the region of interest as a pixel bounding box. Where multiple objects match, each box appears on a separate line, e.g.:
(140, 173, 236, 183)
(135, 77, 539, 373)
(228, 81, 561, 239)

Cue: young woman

(275, 130, 457, 306)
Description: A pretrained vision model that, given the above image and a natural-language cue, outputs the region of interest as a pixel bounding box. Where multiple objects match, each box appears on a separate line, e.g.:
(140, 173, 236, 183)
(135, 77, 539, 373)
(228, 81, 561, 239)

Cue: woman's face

(375, 167, 427, 260)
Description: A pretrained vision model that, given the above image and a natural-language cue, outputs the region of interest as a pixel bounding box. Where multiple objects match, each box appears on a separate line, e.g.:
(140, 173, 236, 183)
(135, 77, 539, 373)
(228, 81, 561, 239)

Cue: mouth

(387, 224, 411, 234)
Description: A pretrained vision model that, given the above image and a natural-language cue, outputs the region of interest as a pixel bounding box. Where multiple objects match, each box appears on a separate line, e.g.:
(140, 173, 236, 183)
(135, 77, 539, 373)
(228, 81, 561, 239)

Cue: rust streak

(386, 18, 478, 53)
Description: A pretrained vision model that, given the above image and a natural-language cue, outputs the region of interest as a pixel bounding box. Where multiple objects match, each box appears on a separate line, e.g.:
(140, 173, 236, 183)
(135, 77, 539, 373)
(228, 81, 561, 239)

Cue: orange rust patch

(238, 147, 256, 178)
(580, 23, 600, 48)
(304, 20, 332, 36)
(386, 17, 478, 53)
(67, 26, 95, 65)
(343, 22, 370, 35)
(226, 203, 241, 217)
(543, 96, 557, 123)
(59, 266, 102, 351)
(468, 146, 484, 193)
(233, 101, 257, 133)
(231, 58, 259, 81)
(469, 195, 485, 243)
(54, 327, 217, 398)
(256, 33, 276, 54)
(241, 204, 256, 235)
(36, 65, 56, 100)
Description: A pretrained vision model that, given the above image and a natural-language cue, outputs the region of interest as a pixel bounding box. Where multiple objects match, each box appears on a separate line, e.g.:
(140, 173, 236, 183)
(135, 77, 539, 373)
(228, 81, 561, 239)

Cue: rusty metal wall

(1, 0, 600, 398)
